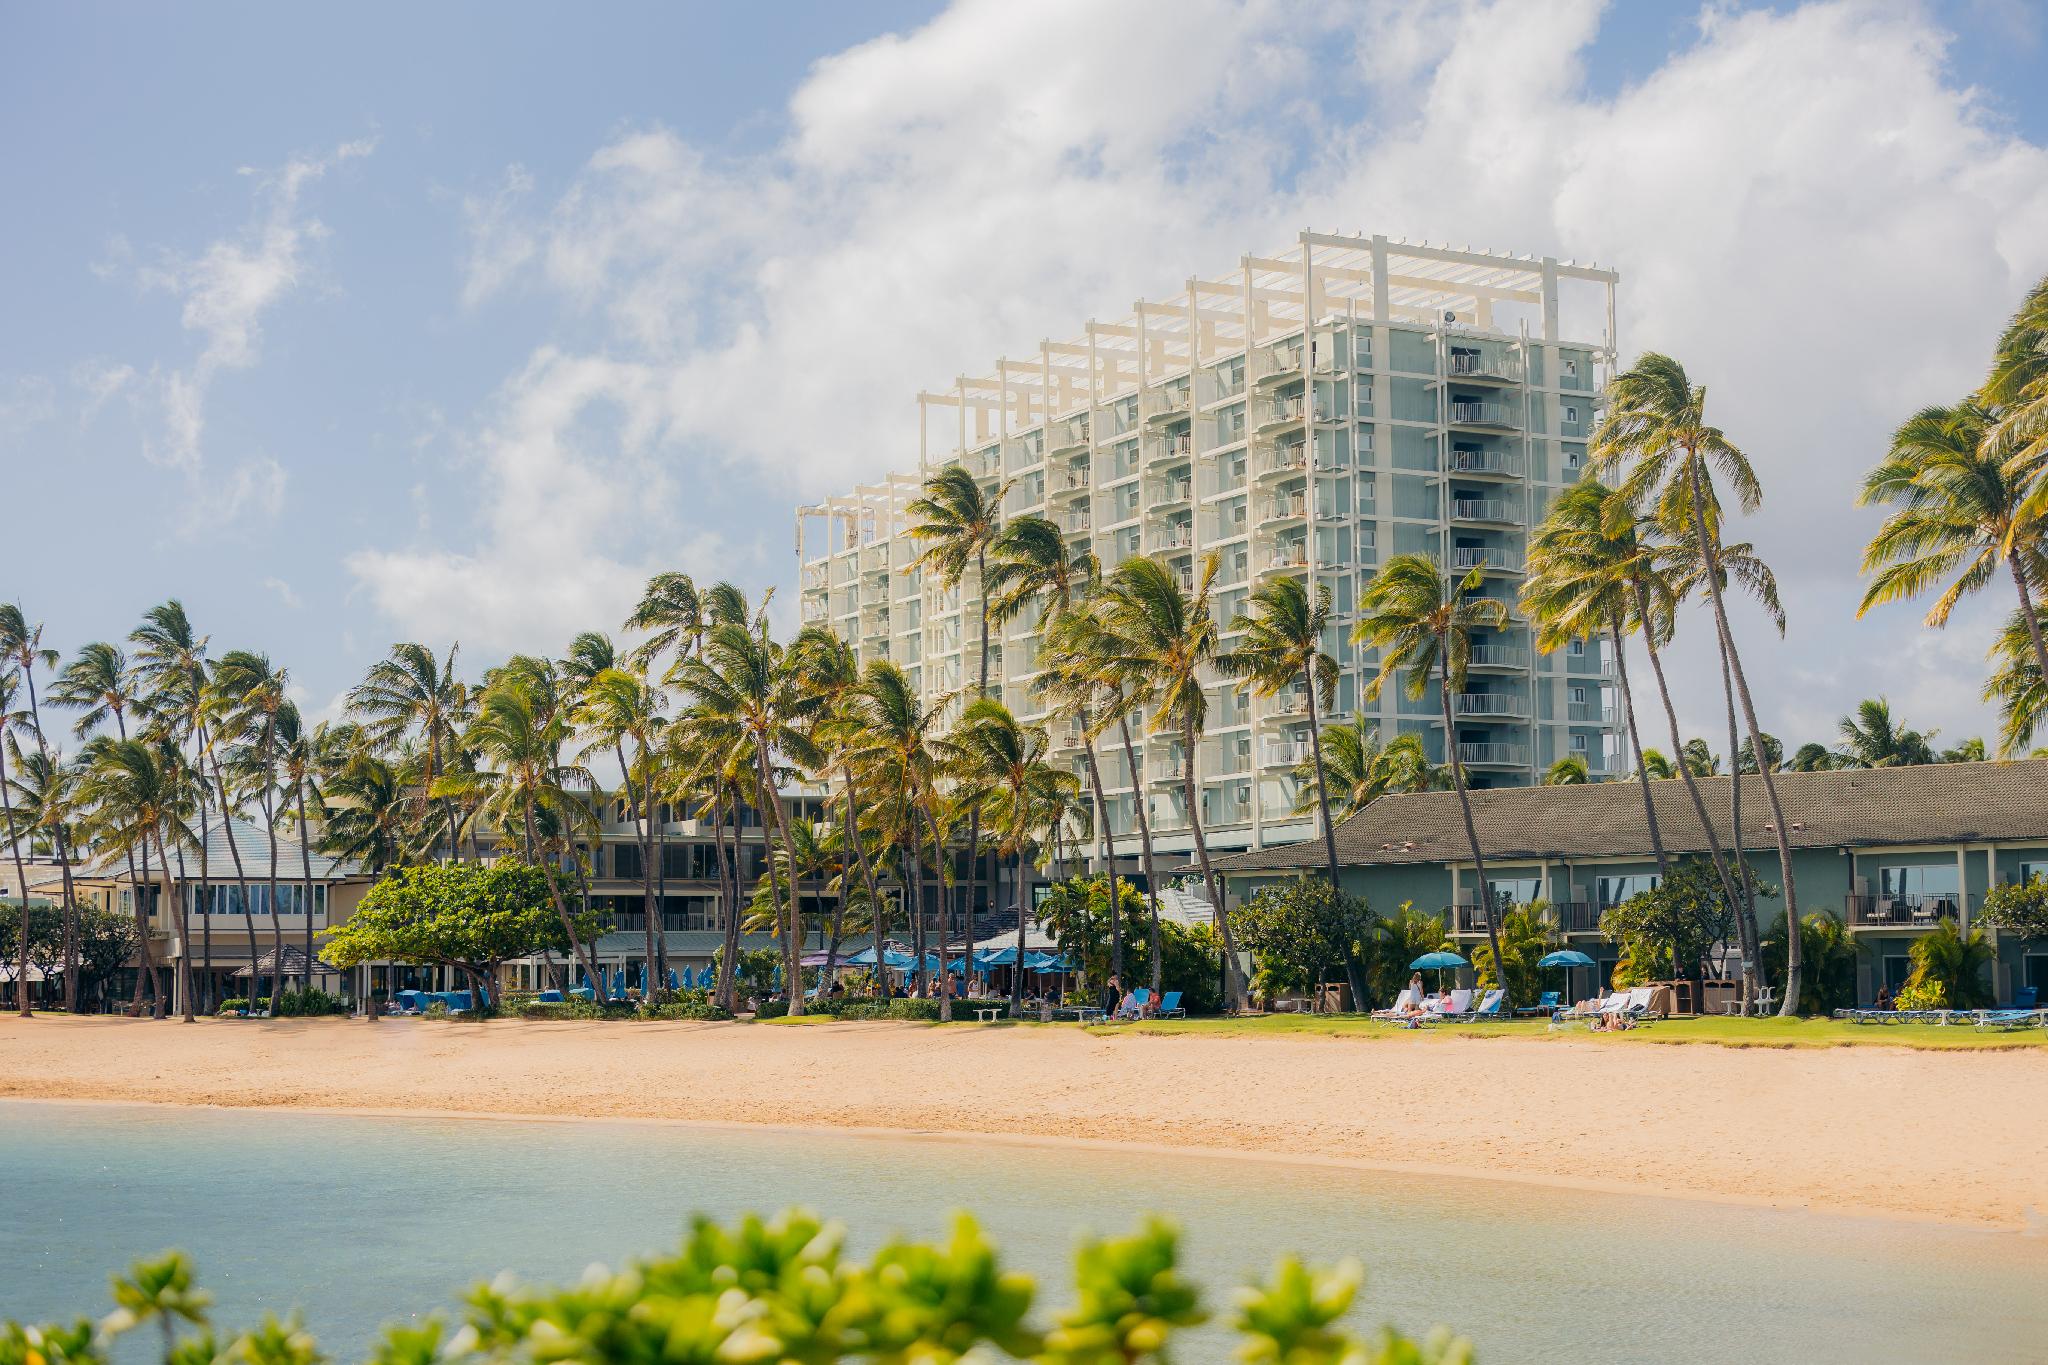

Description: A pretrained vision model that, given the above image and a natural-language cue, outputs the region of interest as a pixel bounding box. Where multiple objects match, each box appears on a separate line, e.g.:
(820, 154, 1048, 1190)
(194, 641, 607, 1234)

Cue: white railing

(1457, 742, 1530, 766)
(1469, 644, 1529, 668)
(1452, 499, 1520, 523)
(1445, 449, 1523, 477)
(1451, 547, 1523, 572)
(1455, 692, 1528, 717)
(1445, 351, 1523, 382)
(1449, 400, 1519, 428)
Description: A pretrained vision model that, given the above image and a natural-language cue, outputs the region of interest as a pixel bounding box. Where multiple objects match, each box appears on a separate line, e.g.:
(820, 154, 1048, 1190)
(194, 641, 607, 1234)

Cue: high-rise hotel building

(797, 230, 1622, 855)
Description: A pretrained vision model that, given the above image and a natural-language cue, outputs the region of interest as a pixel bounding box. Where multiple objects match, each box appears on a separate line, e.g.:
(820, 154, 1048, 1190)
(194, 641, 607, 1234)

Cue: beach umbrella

(1538, 949, 1594, 1003)
(1410, 949, 1469, 992)
(667, 968, 680, 992)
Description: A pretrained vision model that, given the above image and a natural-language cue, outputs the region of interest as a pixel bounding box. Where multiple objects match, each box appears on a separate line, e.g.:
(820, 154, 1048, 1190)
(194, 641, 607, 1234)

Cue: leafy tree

(1978, 877, 2048, 940)
(1033, 875, 1149, 994)
(7, 1212, 1474, 1365)
(1543, 755, 1589, 785)
(322, 862, 597, 1007)
(1901, 918, 1995, 1010)
(1735, 731, 1782, 774)
(1228, 878, 1374, 1003)
(1786, 742, 1837, 772)
(1759, 911, 1859, 1016)
(1470, 904, 1558, 1006)
(1360, 901, 1450, 1008)
(1597, 857, 1742, 987)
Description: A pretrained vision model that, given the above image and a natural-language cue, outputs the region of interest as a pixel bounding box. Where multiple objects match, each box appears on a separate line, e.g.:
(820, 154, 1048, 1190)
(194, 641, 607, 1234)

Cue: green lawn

(1085, 1013, 2048, 1050)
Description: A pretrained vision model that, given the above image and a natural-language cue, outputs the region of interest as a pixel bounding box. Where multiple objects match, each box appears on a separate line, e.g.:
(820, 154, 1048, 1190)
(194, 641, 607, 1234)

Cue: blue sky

(4, 0, 2047, 749)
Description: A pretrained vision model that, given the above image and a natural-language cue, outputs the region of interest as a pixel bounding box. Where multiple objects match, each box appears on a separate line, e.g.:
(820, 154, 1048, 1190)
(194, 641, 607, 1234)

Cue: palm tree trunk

(1302, 672, 1363, 1009)
(1182, 712, 1245, 1010)
(18, 662, 73, 1012)
(1077, 721, 1129, 992)
(133, 833, 160, 1017)
(1717, 644, 1762, 1002)
(1010, 847, 1028, 1010)
(1610, 619, 1669, 876)
(192, 744, 213, 1015)
(904, 795, 928, 998)
(1439, 661, 1509, 1007)
(1633, 578, 1749, 935)
(2009, 558, 2048, 709)
(921, 802, 960, 1021)
(207, 756, 266, 1013)
(618, 742, 656, 1001)
(1, 737, 30, 1017)
(524, 800, 602, 993)
(295, 778, 317, 994)
(261, 781, 286, 1014)
(756, 748, 804, 1016)
(714, 784, 742, 1011)
(838, 767, 881, 991)
(1684, 456, 1801, 1014)
(1114, 715, 1164, 990)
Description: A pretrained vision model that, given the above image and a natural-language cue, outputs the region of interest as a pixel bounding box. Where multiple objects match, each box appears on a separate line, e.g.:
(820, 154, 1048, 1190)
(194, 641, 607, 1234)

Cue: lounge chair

(1411, 989, 1474, 1026)
(1549, 990, 1623, 1030)
(1157, 990, 1185, 1019)
(536, 990, 565, 1004)
(1113, 988, 1152, 1021)
(1514, 990, 1561, 1018)
(1455, 988, 1507, 1021)
(1974, 1008, 2047, 1032)
(2010, 986, 2039, 1011)
(1370, 988, 1417, 1021)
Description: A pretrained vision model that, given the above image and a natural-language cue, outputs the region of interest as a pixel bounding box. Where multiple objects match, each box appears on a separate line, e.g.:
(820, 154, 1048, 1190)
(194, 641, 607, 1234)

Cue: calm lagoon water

(2, 1100, 2044, 1363)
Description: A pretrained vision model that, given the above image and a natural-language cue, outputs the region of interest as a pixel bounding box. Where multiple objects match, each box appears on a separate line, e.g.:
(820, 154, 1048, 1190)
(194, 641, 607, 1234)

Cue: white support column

(1541, 257, 1560, 342)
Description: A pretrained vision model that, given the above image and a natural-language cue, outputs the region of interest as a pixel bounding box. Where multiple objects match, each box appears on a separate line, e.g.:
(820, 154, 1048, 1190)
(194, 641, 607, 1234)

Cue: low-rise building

(1207, 760, 2048, 1006)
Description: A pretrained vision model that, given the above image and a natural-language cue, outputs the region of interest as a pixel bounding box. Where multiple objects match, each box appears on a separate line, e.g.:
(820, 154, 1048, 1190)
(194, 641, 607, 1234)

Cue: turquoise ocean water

(2, 1100, 2042, 1363)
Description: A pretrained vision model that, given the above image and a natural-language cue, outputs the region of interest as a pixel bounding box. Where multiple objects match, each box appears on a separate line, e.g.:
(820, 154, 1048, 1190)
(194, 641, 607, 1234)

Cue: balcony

(1448, 400, 1520, 431)
(1048, 462, 1091, 498)
(1263, 492, 1308, 523)
(1050, 415, 1091, 452)
(1256, 397, 1306, 433)
(1257, 540, 1310, 575)
(1450, 546, 1523, 574)
(801, 563, 830, 590)
(1467, 643, 1527, 671)
(959, 448, 999, 479)
(1568, 702, 1615, 724)
(1145, 475, 1193, 510)
(1152, 523, 1195, 551)
(1204, 788, 1254, 826)
(1439, 350, 1523, 385)
(1451, 904, 1494, 936)
(1252, 444, 1311, 482)
(1059, 510, 1093, 535)
(800, 600, 829, 623)
(1267, 688, 1310, 718)
(1147, 749, 1188, 783)
(1444, 448, 1524, 479)
(1148, 433, 1193, 463)
(1251, 344, 1305, 386)
(1553, 901, 1601, 934)
(1844, 894, 1965, 929)
(1262, 737, 1312, 767)
(1454, 692, 1528, 718)
(1451, 498, 1521, 526)
(1457, 741, 1529, 767)
(1142, 386, 1192, 424)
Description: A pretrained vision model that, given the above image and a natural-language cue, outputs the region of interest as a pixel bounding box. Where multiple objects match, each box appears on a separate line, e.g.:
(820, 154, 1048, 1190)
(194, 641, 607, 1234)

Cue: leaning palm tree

(1836, 697, 1937, 768)
(845, 661, 946, 1006)
(79, 737, 197, 1021)
(1297, 720, 1442, 818)
(908, 465, 1012, 980)
(214, 650, 292, 1012)
(1985, 273, 2048, 500)
(1353, 554, 1511, 1002)
(52, 642, 159, 1010)
(1219, 576, 1341, 882)
(625, 572, 704, 671)
(349, 642, 469, 862)
(1543, 755, 1590, 785)
(435, 661, 605, 992)
(575, 662, 668, 986)
(203, 652, 279, 1012)
(943, 697, 1077, 1010)
(313, 724, 409, 874)
(671, 623, 822, 1014)
(1594, 352, 1804, 1014)
(1090, 553, 1248, 1009)
(0, 603, 71, 1009)
(274, 703, 321, 988)
(1858, 400, 2048, 689)
(790, 627, 888, 991)
(1522, 479, 1672, 877)
(2, 736, 86, 1010)
(129, 601, 220, 1010)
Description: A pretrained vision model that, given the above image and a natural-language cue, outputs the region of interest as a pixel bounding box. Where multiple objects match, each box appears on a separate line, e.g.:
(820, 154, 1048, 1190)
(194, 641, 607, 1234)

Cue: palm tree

(436, 660, 605, 992)
(908, 464, 1011, 986)
(274, 703, 320, 988)
(1219, 574, 1358, 1000)
(52, 642, 159, 1010)
(214, 650, 292, 1012)
(129, 602, 217, 1012)
(0, 668, 30, 1014)
(200, 653, 277, 1012)
(1521, 479, 1671, 878)
(1786, 742, 1836, 772)
(791, 627, 888, 991)
(1984, 604, 2048, 756)
(1595, 353, 1804, 1015)
(1858, 400, 2048, 688)
(349, 643, 468, 861)
(575, 659, 669, 987)
(1544, 755, 1590, 785)
(1353, 554, 1511, 1002)
(1638, 748, 1676, 779)
(1297, 719, 1441, 818)
(2, 736, 86, 1010)
(625, 572, 704, 671)
(1091, 553, 1248, 1009)
(313, 724, 409, 873)
(1984, 273, 2048, 514)
(80, 738, 197, 1021)
(1836, 697, 1938, 768)
(672, 623, 821, 1014)
(944, 697, 1076, 1009)
(0, 603, 73, 1009)
(846, 661, 946, 1005)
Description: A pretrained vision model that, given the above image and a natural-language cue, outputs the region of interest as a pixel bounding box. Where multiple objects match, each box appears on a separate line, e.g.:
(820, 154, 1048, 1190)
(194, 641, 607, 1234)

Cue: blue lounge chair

(2011, 986, 2039, 1011)
(537, 990, 565, 1003)
(1515, 990, 1561, 1018)
(569, 985, 595, 1001)
(1455, 988, 1508, 1021)
(1974, 1008, 2046, 1032)
(1157, 990, 1185, 1018)
(1114, 988, 1151, 1021)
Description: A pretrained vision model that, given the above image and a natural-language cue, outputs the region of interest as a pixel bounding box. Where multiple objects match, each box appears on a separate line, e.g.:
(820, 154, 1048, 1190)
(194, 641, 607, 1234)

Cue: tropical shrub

(1978, 879, 2048, 940)
(423, 1001, 451, 1019)
(1361, 902, 1449, 1007)
(1759, 912, 1860, 1015)
(712, 945, 783, 1002)
(1034, 874, 1152, 988)
(1894, 980, 1947, 1011)
(273, 986, 348, 1017)
(1470, 905, 1557, 1004)
(640, 992, 733, 1022)
(11, 1214, 1474, 1365)
(1903, 919, 1995, 1010)
(1228, 878, 1373, 1002)
(215, 998, 251, 1016)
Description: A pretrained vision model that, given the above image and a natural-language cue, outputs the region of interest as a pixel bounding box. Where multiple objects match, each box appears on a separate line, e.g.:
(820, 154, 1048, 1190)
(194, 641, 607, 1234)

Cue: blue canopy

(667, 969, 680, 991)
(847, 947, 918, 969)
(1537, 949, 1596, 968)
(1410, 951, 1470, 970)
(980, 946, 1021, 967)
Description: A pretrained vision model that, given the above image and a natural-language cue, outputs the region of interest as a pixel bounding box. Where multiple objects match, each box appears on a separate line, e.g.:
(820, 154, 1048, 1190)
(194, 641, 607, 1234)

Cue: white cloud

(0, 375, 57, 436)
(71, 360, 137, 419)
(393, 0, 2048, 742)
(263, 576, 303, 610)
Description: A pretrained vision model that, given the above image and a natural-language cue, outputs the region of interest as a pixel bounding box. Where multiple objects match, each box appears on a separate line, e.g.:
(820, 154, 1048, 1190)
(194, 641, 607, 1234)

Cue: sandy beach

(3, 1015, 2044, 1231)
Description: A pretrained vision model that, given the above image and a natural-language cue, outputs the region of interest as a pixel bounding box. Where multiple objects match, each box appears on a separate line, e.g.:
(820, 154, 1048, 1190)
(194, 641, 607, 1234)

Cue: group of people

(1098, 975, 1164, 1020)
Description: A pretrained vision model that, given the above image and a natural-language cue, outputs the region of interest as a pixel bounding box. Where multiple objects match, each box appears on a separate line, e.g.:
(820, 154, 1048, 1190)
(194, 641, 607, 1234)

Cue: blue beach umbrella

(1410, 949, 1469, 992)
(667, 968, 679, 991)
(1538, 949, 1595, 1003)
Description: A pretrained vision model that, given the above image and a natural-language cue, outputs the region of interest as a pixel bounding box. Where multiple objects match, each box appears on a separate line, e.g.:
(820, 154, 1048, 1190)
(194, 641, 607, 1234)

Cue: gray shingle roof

(71, 816, 361, 883)
(1208, 759, 2048, 874)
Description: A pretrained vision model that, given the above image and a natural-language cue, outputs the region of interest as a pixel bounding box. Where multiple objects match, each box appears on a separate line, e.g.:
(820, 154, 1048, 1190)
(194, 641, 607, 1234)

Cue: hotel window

(1595, 873, 1659, 908)
(1487, 877, 1542, 908)
(1563, 404, 1579, 425)
(1569, 684, 1587, 705)
(2019, 862, 2048, 885)
(1563, 358, 1579, 380)
(1876, 864, 1960, 908)
(1566, 638, 1585, 656)
(1564, 448, 1581, 471)
(1570, 733, 1589, 752)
